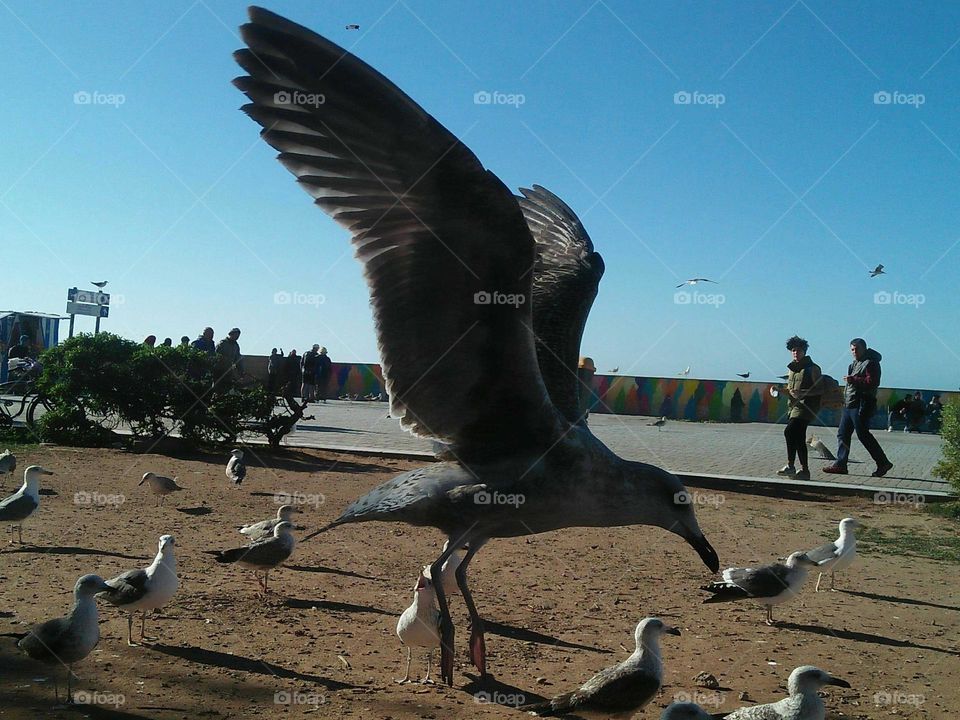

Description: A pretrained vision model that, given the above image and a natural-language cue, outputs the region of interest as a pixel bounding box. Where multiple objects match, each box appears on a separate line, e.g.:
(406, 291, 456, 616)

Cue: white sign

(67, 301, 109, 318)
(67, 288, 110, 305)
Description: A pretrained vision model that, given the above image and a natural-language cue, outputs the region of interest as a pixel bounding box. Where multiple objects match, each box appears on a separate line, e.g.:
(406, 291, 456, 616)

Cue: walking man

(824, 338, 893, 477)
(316, 347, 332, 403)
(777, 336, 823, 481)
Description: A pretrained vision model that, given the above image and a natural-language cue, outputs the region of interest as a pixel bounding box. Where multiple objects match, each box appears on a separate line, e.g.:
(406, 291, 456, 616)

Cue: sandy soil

(0, 444, 957, 719)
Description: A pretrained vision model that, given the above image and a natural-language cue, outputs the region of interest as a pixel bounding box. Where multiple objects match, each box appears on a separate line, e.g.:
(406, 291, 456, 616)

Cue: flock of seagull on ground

(0, 5, 880, 716)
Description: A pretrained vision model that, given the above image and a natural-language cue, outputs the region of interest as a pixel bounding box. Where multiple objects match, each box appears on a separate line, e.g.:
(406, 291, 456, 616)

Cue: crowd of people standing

(266, 344, 332, 402)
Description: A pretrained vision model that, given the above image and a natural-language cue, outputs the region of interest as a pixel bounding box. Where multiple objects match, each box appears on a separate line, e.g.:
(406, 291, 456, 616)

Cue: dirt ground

(0, 444, 957, 719)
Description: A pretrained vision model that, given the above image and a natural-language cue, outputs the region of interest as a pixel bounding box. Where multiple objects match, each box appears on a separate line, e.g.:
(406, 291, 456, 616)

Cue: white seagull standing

(0, 465, 52, 543)
(521, 617, 680, 718)
(805, 517, 861, 592)
(723, 665, 850, 720)
(395, 569, 441, 683)
(422, 540, 467, 596)
(100, 535, 179, 645)
(12, 574, 113, 703)
(0, 449, 16, 478)
(240, 504, 301, 539)
(702, 551, 818, 624)
(138, 472, 186, 506)
(226, 449, 247, 486)
(205, 521, 296, 593)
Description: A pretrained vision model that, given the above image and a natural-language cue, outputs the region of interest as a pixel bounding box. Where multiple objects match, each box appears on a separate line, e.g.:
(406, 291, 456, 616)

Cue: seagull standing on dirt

(702, 551, 818, 624)
(660, 703, 717, 720)
(10, 574, 113, 702)
(0, 449, 16, 478)
(869, 264, 885, 277)
(235, 7, 719, 686)
(805, 517, 861, 592)
(522, 617, 680, 718)
(422, 540, 467, 596)
(396, 569, 441, 683)
(723, 665, 850, 720)
(138, 472, 185, 506)
(226, 449, 246, 487)
(0, 465, 52, 543)
(240, 505, 301, 540)
(205, 521, 296, 593)
(100, 535, 179, 645)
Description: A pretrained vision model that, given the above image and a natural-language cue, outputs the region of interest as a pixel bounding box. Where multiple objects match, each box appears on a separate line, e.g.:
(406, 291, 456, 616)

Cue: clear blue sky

(3, 1, 958, 390)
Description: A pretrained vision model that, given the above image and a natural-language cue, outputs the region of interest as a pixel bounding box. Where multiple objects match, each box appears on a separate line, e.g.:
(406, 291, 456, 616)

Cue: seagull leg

(765, 606, 775, 625)
(455, 544, 487, 678)
(422, 650, 435, 684)
(127, 614, 137, 646)
(815, 572, 823, 592)
(394, 647, 412, 684)
(830, 571, 837, 591)
(430, 543, 458, 686)
(66, 665, 73, 703)
(17, 525, 23, 544)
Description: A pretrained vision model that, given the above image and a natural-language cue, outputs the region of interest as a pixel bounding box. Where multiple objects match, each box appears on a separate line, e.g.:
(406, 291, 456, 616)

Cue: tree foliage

(933, 400, 960, 495)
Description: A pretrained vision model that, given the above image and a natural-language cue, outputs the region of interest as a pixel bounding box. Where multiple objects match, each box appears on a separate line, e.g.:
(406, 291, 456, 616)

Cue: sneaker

(795, 469, 811, 481)
(872, 460, 894, 477)
(886, 426, 892, 432)
(823, 464, 848, 474)
(776, 465, 796, 476)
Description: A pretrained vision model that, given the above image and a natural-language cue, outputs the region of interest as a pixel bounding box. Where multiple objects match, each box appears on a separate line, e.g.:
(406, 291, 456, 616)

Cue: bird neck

(22, 479, 40, 498)
(635, 636, 663, 675)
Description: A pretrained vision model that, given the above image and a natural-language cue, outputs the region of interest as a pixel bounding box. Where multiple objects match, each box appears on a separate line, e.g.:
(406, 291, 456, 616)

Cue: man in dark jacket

(315, 347, 332, 403)
(824, 338, 893, 477)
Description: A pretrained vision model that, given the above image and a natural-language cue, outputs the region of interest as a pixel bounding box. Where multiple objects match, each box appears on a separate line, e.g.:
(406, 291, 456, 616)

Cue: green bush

(933, 400, 960, 495)
(35, 333, 272, 447)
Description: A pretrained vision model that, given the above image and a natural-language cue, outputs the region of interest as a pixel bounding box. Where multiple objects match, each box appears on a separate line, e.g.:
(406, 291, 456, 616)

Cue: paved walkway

(285, 400, 953, 497)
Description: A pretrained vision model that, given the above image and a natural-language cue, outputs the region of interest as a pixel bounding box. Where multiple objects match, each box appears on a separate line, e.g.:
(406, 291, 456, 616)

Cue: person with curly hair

(777, 336, 823, 481)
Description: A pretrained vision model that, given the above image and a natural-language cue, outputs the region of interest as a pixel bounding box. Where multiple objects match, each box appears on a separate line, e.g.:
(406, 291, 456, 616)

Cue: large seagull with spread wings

(233, 6, 719, 686)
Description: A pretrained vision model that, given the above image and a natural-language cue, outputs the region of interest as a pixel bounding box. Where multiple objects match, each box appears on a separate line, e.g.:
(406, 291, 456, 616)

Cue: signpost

(66, 287, 110, 337)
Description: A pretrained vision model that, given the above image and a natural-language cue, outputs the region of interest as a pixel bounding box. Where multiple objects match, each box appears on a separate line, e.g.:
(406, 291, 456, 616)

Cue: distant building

(1, 311, 64, 383)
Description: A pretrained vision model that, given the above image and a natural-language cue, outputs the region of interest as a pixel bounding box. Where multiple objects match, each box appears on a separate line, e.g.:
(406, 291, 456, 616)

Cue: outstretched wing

(234, 7, 560, 454)
(517, 186, 604, 425)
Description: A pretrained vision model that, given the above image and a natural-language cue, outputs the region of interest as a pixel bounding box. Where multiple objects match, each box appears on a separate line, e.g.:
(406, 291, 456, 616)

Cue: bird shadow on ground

(175, 506, 213, 516)
(682, 480, 841, 504)
(780, 622, 960, 655)
(149, 643, 357, 690)
(461, 671, 546, 704)
(838, 589, 960, 611)
(1, 545, 148, 560)
(285, 563, 380, 580)
(484, 620, 613, 654)
(284, 597, 393, 616)
(38, 488, 59, 496)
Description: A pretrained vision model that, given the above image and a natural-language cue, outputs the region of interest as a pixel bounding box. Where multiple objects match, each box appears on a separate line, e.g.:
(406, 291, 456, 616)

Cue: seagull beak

(664, 625, 681, 637)
(97, 580, 114, 593)
(40, 468, 54, 475)
(827, 676, 851, 688)
(687, 532, 720, 573)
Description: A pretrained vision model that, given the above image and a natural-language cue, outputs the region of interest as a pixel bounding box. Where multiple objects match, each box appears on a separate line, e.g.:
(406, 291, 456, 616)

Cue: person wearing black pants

(824, 338, 893, 477)
(777, 336, 823, 481)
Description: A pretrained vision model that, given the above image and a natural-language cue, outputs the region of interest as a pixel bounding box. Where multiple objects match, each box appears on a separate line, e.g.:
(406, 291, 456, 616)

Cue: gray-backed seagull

(138, 472, 185, 506)
(234, 6, 719, 685)
(702, 551, 818, 624)
(239, 504, 301, 540)
(723, 665, 850, 720)
(805, 517, 861, 592)
(205, 520, 295, 593)
(0, 465, 52, 543)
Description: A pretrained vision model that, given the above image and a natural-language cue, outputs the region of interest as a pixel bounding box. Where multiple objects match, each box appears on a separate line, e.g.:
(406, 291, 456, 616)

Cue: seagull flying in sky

(736, 372, 751, 379)
(676, 278, 717, 288)
(869, 264, 885, 277)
